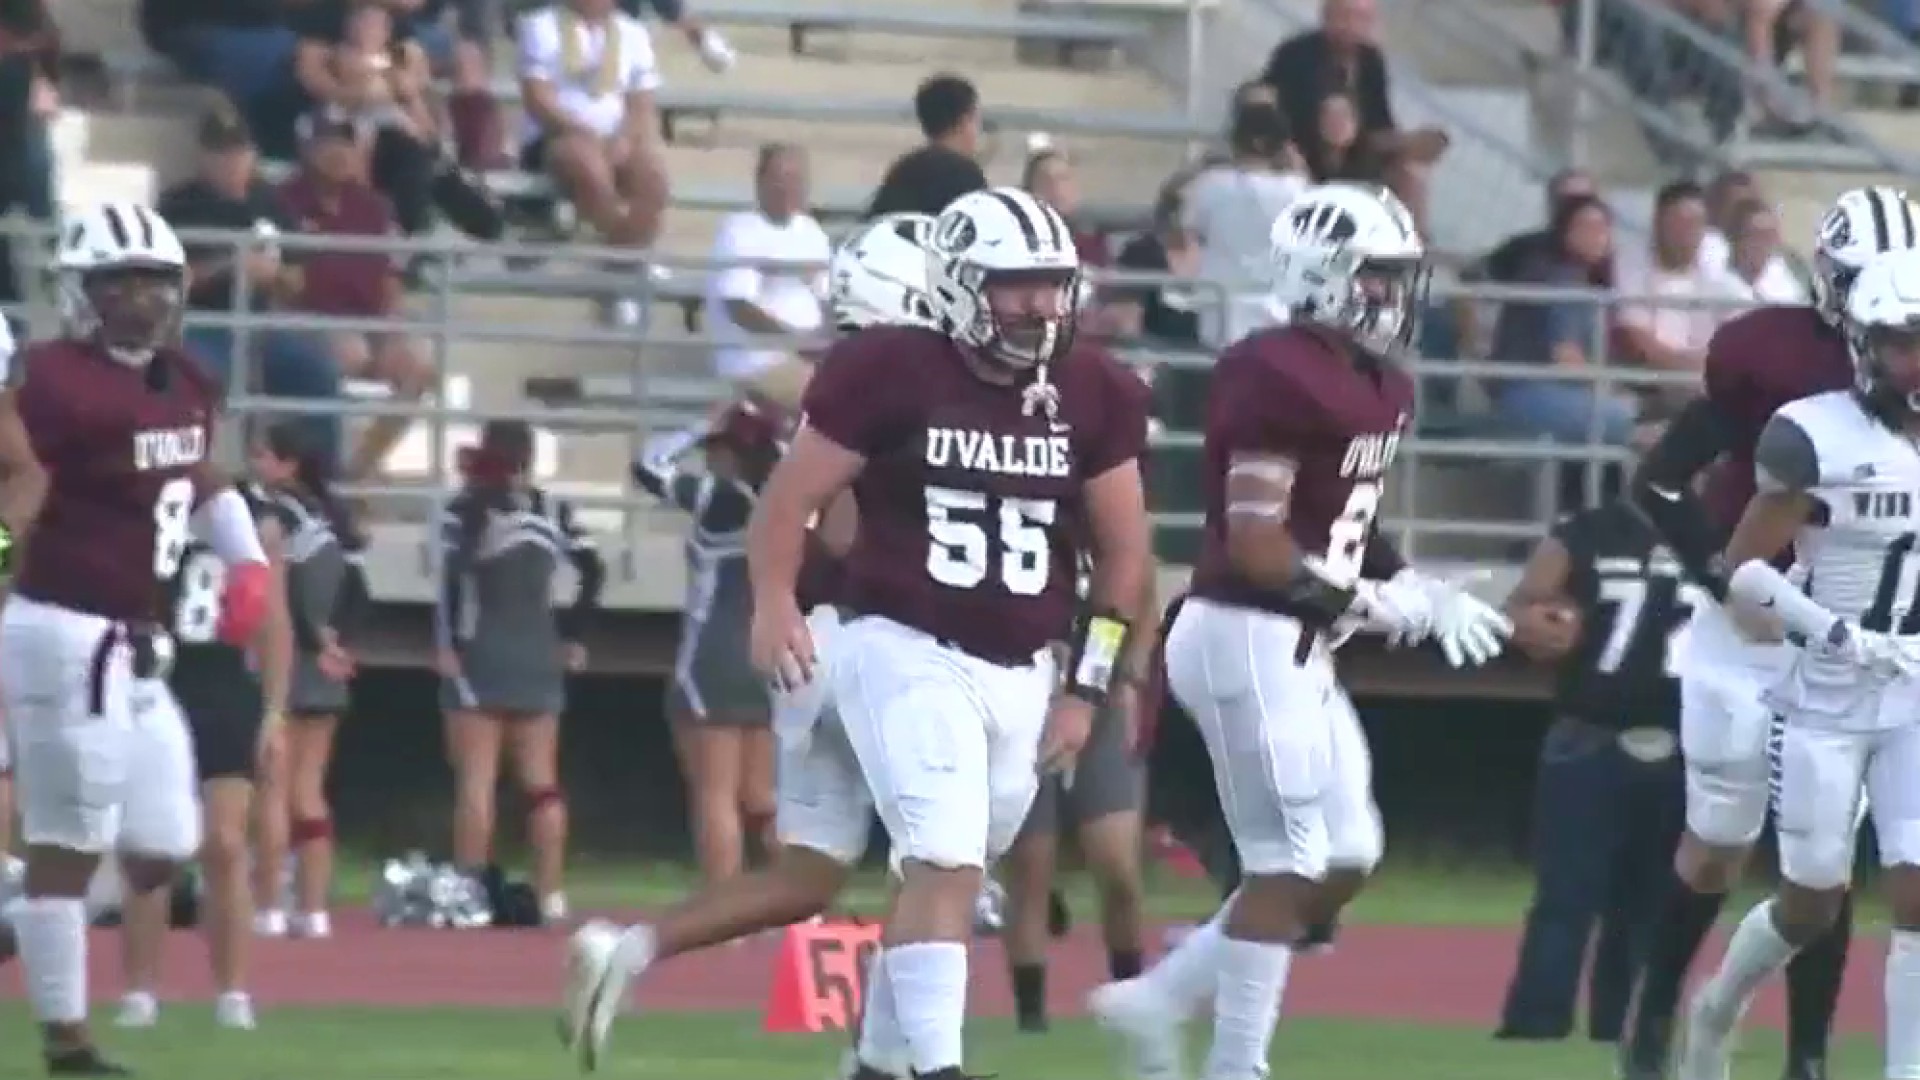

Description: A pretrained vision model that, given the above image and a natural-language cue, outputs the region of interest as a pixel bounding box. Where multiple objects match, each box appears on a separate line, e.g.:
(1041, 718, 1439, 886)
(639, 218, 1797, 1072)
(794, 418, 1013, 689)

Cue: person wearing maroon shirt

(278, 106, 433, 482)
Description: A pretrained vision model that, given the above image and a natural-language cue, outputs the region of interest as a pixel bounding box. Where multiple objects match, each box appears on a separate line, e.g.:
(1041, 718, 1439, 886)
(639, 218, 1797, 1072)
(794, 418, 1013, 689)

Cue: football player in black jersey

(1495, 499, 1691, 1044)
(114, 482, 294, 1032)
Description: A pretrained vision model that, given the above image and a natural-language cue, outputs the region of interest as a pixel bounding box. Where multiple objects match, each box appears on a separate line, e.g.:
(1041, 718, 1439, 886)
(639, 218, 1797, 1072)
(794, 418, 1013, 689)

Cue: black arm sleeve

(1359, 532, 1405, 581)
(329, 560, 371, 646)
(435, 492, 487, 646)
(1628, 395, 1734, 597)
(555, 501, 605, 642)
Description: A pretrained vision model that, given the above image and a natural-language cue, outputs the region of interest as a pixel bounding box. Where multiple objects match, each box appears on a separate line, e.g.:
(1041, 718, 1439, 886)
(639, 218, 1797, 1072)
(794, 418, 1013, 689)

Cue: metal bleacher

(32, 0, 1719, 613)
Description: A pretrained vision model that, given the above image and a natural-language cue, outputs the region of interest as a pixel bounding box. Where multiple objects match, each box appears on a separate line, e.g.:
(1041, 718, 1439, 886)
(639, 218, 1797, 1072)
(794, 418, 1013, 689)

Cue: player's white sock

(883, 940, 967, 1075)
(13, 897, 89, 1024)
(1885, 929, 1920, 1079)
(1202, 934, 1293, 1080)
(1141, 889, 1235, 1013)
(1700, 899, 1799, 1016)
(854, 946, 908, 1072)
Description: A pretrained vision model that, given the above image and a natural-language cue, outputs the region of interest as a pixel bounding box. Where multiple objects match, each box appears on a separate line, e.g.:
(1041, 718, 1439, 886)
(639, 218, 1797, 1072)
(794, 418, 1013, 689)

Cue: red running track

(0, 911, 1888, 1033)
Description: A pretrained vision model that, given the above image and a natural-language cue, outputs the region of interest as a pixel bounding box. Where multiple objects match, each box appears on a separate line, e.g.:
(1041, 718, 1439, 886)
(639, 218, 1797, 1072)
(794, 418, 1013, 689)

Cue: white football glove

(1423, 577, 1514, 668)
(1816, 620, 1920, 680)
(1349, 570, 1436, 643)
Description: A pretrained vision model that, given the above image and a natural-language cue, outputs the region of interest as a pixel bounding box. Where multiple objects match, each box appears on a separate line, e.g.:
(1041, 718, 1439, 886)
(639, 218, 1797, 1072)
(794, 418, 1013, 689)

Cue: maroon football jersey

(802, 326, 1151, 663)
(13, 341, 222, 624)
(1188, 325, 1414, 616)
(1699, 305, 1851, 532)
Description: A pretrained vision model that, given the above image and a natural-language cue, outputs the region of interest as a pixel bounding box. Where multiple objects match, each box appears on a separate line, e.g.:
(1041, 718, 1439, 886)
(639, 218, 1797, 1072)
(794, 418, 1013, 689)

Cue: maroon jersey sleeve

(801, 328, 920, 458)
(14, 344, 72, 464)
(1209, 337, 1311, 458)
(1079, 348, 1152, 478)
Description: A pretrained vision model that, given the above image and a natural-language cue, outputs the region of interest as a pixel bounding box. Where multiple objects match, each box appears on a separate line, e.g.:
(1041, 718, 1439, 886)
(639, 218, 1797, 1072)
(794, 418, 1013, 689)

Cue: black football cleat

(1782, 1057, 1828, 1080)
(1615, 1014, 1672, 1080)
(45, 1047, 131, 1076)
(848, 1067, 899, 1080)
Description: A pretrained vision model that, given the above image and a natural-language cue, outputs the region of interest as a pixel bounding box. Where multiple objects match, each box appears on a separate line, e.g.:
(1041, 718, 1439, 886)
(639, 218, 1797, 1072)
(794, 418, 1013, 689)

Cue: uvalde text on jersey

(925, 429, 1072, 478)
(133, 425, 207, 472)
(1339, 430, 1401, 481)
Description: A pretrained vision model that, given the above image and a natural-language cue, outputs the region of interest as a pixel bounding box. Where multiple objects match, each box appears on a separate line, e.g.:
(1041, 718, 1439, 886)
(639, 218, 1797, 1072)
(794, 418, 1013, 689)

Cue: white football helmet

(830, 214, 938, 331)
(1843, 247, 1920, 418)
(1270, 183, 1427, 356)
(1813, 186, 1920, 324)
(926, 186, 1080, 372)
(55, 200, 188, 365)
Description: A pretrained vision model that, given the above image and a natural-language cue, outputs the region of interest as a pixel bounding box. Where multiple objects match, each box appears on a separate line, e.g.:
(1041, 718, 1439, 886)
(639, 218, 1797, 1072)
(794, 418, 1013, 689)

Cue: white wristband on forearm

(1727, 559, 1842, 646)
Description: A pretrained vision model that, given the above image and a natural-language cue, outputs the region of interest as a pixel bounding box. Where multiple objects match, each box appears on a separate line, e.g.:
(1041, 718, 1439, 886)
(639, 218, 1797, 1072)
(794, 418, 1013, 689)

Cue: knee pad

(291, 817, 334, 846)
(524, 787, 566, 814)
(1327, 802, 1384, 875)
(1779, 826, 1855, 892)
(1685, 761, 1771, 848)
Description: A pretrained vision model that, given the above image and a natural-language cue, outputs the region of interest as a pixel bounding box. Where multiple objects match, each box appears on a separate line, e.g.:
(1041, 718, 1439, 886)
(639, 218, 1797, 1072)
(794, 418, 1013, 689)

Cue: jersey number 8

(153, 477, 197, 579)
(173, 549, 228, 645)
(925, 486, 1056, 596)
(1321, 482, 1383, 586)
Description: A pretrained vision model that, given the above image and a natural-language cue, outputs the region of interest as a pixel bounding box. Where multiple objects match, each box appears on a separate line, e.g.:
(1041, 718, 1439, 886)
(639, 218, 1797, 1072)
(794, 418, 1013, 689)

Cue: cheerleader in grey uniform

(634, 398, 784, 887)
(247, 422, 369, 941)
(436, 420, 605, 920)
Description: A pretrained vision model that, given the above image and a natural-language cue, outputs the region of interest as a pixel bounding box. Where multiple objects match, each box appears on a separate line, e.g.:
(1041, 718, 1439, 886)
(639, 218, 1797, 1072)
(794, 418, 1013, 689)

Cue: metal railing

(2, 223, 1769, 572)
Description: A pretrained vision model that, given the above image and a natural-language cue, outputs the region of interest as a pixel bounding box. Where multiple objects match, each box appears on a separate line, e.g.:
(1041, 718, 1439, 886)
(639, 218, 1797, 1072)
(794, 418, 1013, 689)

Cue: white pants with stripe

(1163, 598, 1382, 881)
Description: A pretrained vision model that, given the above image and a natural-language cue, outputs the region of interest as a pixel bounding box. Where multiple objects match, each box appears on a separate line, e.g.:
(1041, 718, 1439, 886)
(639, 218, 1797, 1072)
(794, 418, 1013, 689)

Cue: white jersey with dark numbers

(1759, 389, 1920, 729)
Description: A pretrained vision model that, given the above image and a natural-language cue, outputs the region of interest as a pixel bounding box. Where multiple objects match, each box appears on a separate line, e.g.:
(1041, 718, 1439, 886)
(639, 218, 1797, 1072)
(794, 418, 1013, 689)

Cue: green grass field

(0, 860, 1889, 1077)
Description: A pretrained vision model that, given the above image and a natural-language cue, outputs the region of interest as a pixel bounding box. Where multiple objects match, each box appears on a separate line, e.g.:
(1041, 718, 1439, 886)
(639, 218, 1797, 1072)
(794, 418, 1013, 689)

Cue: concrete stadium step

(653, 46, 1172, 110)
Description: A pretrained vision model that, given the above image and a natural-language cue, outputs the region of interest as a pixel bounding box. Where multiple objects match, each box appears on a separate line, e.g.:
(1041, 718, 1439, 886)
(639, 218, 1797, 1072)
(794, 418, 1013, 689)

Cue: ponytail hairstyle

(263, 420, 365, 551)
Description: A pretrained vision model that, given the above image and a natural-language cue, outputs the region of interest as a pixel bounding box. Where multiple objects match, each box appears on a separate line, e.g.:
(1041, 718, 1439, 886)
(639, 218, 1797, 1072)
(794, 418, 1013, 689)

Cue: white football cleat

(1676, 987, 1741, 1080)
(115, 991, 159, 1029)
(1089, 977, 1190, 1080)
(561, 920, 653, 1072)
(253, 909, 288, 937)
(290, 910, 331, 939)
(215, 991, 257, 1030)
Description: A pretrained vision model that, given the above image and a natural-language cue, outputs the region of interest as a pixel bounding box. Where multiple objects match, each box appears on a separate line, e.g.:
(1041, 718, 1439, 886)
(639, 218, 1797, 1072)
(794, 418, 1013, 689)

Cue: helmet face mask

(56, 202, 189, 366)
(829, 213, 939, 333)
(1844, 248, 1920, 422)
(926, 188, 1081, 376)
(1815, 186, 1920, 326)
(1272, 184, 1428, 357)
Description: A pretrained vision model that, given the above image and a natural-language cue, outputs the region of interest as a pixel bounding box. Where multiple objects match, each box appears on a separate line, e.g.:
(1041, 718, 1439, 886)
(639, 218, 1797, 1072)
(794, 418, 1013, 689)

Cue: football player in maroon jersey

(577, 187, 1153, 1080)
(1618, 185, 1920, 1080)
(1089, 184, 1510, 1080)
(0, 202, 273, 1075)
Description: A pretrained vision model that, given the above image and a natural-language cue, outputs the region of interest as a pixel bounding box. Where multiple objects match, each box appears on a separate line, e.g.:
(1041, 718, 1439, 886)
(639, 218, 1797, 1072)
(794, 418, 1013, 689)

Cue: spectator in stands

(517, 0, 671, 327)
(1456, 169, 1599, 355)
(163, 105, 345, 464)
(1615, 180, 1724, 379)
(1261, 0, 1448, 234)
(1297, 89, 1386, 184)
(1715, 198, 1809, 306)
(1104, 179, 1201, 348)
(279, 106, 434, 481)
(0, 0, 54, 311)
(1489, 194, 1638, 446)
(1570, 0, 1742, 158)
(618, 0, 736, 71)
(869, 74, 989, 218)
(1022, 143, 1108, 267)
(1696, 168, 1757, 270)
(1745, 0, 1839, 136)
(141, 0, 308, 159)
(292, 1, 505, 244)
(1183, 95, 1309, 348)
(703, 143, 831, 383)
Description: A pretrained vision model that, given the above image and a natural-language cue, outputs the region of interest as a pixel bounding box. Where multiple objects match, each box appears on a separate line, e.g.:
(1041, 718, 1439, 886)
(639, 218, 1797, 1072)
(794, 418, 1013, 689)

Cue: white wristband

(1728, 558, 1840, 645)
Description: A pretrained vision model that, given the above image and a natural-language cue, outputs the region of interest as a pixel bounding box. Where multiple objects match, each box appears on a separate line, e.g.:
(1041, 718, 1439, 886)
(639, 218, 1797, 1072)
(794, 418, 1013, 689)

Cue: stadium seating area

(22, 0, 1920, 608)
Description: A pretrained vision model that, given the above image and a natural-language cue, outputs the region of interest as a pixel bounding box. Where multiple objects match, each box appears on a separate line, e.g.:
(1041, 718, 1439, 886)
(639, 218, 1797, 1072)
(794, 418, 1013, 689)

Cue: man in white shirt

(1713, 199, 1810, 308)
(1617, 181, 1731, 377)
(704, 144, 831, 382)
(518, 0, 670, 324)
